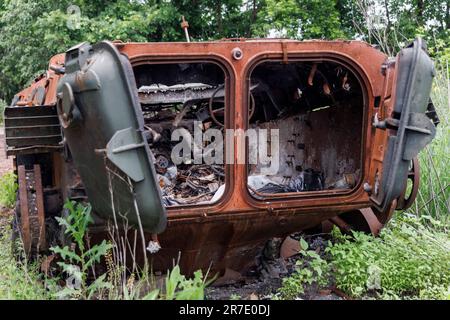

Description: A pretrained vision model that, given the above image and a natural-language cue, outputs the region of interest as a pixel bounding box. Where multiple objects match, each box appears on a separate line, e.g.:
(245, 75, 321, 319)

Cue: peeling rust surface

(17, 164, 47, 256)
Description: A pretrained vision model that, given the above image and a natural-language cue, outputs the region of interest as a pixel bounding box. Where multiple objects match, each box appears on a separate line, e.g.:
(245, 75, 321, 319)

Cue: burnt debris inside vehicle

(134, 62, 227, 206)
(247, 61, 363, 196)
(134, 60, 364, 205)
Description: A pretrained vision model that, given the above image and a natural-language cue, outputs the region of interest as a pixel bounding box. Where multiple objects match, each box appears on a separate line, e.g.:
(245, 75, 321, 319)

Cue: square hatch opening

(246, 60, 365, 198)
(134, 62, 228, 207)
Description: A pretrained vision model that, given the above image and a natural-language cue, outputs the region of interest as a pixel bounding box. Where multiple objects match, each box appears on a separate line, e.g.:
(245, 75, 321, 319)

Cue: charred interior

(133, 60, 365, 207)
(247, 61, 364, 196)
(134, 63, 227, 207)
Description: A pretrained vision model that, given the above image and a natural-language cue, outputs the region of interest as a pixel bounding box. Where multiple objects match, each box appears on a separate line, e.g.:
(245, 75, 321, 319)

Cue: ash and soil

(206, 234, 342, 300)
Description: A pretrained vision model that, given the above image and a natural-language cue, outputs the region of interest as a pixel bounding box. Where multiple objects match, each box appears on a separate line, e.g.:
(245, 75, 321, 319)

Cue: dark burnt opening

(247, 60, 364, 197)
(133, 62, 227, 207)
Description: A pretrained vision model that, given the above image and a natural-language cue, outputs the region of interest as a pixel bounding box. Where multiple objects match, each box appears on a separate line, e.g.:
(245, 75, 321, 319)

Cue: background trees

(0, 0, 448, 102)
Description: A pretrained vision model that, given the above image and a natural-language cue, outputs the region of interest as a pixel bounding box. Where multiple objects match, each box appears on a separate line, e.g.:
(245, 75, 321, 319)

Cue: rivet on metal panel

(231, 47, 243, 60)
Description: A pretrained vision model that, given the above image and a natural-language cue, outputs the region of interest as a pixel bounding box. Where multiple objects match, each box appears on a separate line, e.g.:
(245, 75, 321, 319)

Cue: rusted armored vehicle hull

(3, 39, 437, 274)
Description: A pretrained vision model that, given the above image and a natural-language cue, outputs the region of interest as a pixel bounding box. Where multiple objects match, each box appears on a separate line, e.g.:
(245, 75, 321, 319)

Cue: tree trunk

(216, 1, 223, 35)
(247, 0, 259, 37)
(416, 0, 424, 26)
(446, 0, 450, 30)
(383, 0, 391, 30)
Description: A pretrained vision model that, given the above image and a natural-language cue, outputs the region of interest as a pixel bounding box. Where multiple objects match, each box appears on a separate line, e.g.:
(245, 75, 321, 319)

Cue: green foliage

(0, 172, 18, 209)
(162, 265, 212, 300)
(0, 99, 6, 124)
(50, 201, 113, 299)
(0, 0, 260, 102)
(279, 210, 449, 300)
(411, 65, 450, 224)
(327, 216, 450, 299)
(0, 220, 50, 299)
(104, 262, 211, 300)
(341, 0, 450, 57)
(253, 0, 346, 39)
(278, 237, 330, 299)
(49, 200, 211, 300)
(0, 0, 449, 102)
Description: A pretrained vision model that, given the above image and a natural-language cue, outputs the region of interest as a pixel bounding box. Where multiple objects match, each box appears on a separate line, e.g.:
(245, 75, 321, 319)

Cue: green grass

(0, 200, 211, 300)
(0, 99, 5, 125)
(0, 173, 17, 209)
(327, 216, 449, 299)
(0, 218, 50, 299)
(412, 62, 450, 224)
(278, 216, 450, 300)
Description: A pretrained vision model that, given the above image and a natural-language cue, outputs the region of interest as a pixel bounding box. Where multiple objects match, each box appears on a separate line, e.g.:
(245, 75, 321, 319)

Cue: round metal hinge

(57, 83, 82, 128)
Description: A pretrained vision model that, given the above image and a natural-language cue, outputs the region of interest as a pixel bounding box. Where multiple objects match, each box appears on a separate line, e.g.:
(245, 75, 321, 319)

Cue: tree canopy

(0, 0, 448, 102)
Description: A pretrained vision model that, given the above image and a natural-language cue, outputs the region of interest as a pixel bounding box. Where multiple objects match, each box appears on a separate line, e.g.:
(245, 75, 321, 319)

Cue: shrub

(278, 238, 330, 299)
(0, 99, 6, 124)
(0, 221, 49, 299)
(51, 200, 212, 300)
(50, 201, 113, 299)
(0, 172, 18, 209)
(327, 215, 450, 299)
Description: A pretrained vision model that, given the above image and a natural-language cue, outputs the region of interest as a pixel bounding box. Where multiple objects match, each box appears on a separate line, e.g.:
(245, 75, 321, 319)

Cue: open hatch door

(57, 41, 166, 233)
(371, 38, 436, 212)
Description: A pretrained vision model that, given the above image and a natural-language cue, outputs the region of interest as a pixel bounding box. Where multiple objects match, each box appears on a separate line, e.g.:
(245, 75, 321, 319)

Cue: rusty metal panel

(17, 165, 47, 255)
(17, 165, 31, 254)
(33, 164, 46, 251)
(4, 105, 62, 155)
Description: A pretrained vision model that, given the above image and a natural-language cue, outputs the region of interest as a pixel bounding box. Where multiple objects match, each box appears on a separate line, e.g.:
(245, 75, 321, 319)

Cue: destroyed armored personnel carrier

(3, 38, 438, 274)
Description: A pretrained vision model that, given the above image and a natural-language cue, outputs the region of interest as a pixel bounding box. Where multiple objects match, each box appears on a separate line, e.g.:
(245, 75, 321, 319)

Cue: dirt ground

(205, 236, 344, 300)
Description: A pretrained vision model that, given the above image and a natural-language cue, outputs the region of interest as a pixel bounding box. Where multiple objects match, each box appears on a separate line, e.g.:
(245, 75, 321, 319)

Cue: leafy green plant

(49, 200, 213, 300)
(412, 63, 450, 225)
(0, 99, 6, 124)
(0, 219, 49, 299)
(161, 265, 212, 300)
(278, 238, 330, 299)
(50, 201, 112, 299)
(326, 216, 450, 299)
(0, 172, 18, 209)
(105, 262, 212, 300)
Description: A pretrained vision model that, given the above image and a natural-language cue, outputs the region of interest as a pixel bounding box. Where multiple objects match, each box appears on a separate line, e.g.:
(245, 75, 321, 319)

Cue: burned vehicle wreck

(3, 38, 437, 274)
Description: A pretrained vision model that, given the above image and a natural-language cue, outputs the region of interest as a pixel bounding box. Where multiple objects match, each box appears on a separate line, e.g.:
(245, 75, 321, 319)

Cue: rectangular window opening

(134, 62, 227, 207)
(247, 60, 364, 198)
